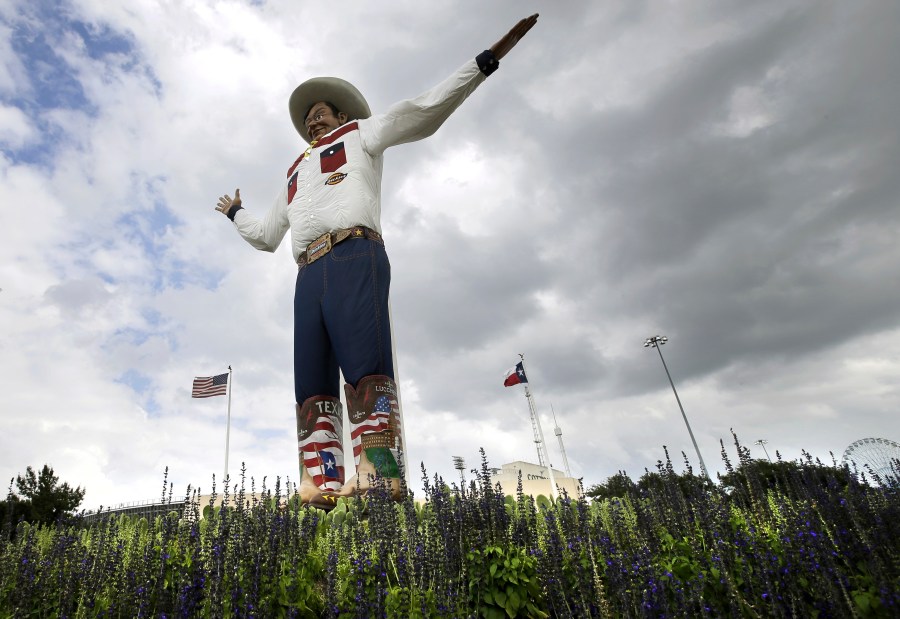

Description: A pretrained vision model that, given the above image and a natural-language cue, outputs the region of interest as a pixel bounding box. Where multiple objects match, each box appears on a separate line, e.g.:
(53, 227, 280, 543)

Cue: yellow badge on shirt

(325, 172, 347, 186)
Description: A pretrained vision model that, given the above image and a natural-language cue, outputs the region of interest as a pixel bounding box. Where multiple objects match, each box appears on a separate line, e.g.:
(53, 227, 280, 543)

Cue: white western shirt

(232, 59, 487, 262)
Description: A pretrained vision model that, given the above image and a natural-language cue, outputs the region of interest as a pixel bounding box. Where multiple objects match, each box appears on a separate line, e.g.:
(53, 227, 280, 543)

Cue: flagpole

(519, 355, 558, 501)
(388, 300, 410, 488)
(224, 365, 233, 484)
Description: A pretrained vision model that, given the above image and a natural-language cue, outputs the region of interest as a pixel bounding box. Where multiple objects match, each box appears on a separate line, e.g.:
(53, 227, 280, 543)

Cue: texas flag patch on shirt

(287, 171, 299, 202)
(320, 142, 346, 173)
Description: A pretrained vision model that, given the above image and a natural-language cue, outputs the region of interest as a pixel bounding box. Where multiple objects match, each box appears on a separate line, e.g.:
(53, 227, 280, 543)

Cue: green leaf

(486, 607, 505, 619)
(494, 589, 507, 607)
(852, 591, 872, 612)
(508, 588, 522, 611)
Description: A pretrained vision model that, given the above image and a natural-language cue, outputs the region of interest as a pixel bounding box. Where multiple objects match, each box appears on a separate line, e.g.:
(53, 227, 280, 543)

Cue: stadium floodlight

(644, 335, 711, 481)
(452, 456, 466, 487)
(754, 439, 772, 462)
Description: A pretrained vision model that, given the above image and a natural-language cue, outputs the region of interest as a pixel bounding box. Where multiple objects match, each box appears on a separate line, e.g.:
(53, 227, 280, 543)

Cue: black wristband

(476, 49, 499, 76)
(226, 204, 243, 221)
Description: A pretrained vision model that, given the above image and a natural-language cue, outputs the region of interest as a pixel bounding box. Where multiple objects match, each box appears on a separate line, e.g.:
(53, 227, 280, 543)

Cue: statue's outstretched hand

(216, 188, 241, 216)
(489, 13, 539, 61)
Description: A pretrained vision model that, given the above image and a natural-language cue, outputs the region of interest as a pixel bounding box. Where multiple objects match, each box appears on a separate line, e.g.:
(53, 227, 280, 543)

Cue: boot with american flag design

(330, 375, 403, 500)
(295, 395, 344, 510)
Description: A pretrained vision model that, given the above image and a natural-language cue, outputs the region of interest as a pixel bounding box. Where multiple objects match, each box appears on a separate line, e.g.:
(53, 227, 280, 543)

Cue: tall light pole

(643, 335, 711, 481)
(755, 439, 772, 462)
(452, 456, 466, 487)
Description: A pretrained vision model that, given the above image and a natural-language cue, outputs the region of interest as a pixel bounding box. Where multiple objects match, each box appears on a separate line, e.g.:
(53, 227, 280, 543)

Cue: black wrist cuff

(476, 50, 499, 76)
(227, 204, 243, 221)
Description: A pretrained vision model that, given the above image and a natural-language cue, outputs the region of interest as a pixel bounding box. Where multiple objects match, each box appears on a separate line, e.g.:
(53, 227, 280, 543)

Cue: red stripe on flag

(192, 373, 229, 398)
(310, 420, 340, 434)
(350, 414, 390, 439)
(300, 440, 343, 454)
(311, 477, 343, 490)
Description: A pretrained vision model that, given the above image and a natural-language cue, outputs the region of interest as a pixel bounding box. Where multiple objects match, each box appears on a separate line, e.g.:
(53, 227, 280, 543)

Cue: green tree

(0, 494, 31, 539)
(637, 470, 711, 494)
(719, 460, 854, 493)
(13, 464, 86, 525)
(585, 471, 637, 501)
(718, 457, 858, 502)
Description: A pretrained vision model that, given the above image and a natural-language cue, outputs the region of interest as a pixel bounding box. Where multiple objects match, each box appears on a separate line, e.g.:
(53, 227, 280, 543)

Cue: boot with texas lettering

(330, 375, 402, 500)
(295, 395, 345, 510)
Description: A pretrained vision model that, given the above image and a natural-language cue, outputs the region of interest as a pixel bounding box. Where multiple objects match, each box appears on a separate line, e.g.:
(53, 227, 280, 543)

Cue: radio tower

(518, 355, 558, 500)
(551, 404, 572, 478)
(529, 403, 546, 467)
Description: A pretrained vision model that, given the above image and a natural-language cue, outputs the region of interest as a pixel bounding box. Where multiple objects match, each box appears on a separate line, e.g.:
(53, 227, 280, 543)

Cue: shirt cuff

(227, 205, 244, 221)
(476, 50, 499, 76)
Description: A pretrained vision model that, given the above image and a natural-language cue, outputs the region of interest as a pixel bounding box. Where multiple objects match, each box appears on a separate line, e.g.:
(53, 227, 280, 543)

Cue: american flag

(351, 395, 398, 465)
(191, 373, 229, 398)
(300, 413, 344, 490)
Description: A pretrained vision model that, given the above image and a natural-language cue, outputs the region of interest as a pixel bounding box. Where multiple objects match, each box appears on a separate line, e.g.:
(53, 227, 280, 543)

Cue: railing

(82, 499, 187, 524)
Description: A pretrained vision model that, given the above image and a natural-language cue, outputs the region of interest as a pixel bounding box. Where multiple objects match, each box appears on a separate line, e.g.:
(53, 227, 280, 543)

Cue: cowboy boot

(295, 395, 344, 510)
(332, 375, 402, 499)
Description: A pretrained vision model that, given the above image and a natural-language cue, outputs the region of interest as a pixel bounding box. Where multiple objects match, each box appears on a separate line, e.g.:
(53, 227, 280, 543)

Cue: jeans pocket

(330, 239, 371, 261)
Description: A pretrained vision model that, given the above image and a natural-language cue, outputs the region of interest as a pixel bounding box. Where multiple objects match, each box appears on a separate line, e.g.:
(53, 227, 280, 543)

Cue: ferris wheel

(842, 437, 900, 485)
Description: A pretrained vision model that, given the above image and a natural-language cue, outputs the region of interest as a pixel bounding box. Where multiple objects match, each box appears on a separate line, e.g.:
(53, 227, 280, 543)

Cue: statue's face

(305, 102, 347, 141)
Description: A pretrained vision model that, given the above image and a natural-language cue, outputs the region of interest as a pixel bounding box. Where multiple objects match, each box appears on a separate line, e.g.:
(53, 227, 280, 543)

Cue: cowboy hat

(289, 77, 371, 143)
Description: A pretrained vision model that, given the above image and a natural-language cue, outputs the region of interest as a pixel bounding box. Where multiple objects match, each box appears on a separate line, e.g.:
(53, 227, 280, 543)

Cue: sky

(2, 0, 899, 510)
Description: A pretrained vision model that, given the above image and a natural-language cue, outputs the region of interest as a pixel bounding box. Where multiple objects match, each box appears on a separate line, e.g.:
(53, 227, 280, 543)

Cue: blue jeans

(293, 237, 393, 403)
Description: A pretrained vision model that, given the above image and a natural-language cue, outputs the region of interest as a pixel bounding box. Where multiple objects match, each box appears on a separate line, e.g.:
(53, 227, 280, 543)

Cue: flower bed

(1, 447, 898, 618)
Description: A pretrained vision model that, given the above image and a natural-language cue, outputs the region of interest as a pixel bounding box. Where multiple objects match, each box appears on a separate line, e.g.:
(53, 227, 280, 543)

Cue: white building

(489, 461, 582, 499)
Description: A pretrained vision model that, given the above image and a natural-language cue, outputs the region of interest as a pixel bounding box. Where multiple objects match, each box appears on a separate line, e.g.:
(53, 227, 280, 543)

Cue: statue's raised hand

(490, 14, 539, 60)
(216, 188, 242, 216)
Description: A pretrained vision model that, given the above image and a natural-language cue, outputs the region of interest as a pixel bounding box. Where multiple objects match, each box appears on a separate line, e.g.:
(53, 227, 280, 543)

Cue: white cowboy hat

(289, 77, 371, 143)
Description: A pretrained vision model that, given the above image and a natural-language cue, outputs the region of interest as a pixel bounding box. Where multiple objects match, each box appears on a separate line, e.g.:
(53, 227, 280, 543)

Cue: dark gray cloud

(3, 0, 900, 506)
(371, 1, 900, 478)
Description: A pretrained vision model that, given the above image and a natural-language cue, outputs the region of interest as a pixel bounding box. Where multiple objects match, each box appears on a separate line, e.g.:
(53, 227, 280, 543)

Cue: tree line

(1, 464, 85, 534)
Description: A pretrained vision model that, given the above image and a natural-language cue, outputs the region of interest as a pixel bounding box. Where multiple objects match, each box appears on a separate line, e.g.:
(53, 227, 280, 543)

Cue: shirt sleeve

(360, 59, 487, 157)
(231, 186, 291, 253)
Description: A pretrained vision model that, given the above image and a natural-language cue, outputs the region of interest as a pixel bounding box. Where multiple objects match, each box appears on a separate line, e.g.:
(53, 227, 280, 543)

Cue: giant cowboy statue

(216, 14, 539, 509)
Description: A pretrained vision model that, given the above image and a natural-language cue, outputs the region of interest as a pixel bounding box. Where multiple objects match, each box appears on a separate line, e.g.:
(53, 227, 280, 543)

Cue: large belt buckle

(306, 233, 332, 264)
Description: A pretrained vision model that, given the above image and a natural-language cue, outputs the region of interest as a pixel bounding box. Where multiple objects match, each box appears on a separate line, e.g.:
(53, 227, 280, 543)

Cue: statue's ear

(337, 112, 349, 125)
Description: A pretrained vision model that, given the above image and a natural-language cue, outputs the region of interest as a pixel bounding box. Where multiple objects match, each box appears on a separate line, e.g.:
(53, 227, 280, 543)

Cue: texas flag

(300, 411, 344, 491)
(503, 362, 528, 387)
(317, 451, 340, 479)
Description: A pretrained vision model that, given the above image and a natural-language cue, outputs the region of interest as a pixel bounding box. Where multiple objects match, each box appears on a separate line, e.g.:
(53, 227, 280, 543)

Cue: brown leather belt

(297, 226, 383, 269)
